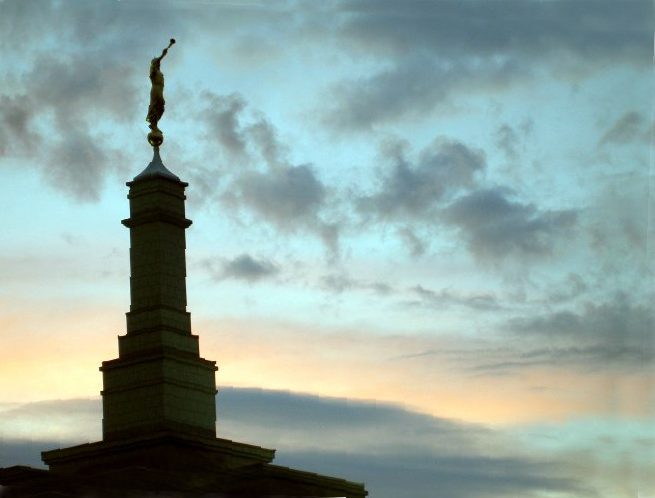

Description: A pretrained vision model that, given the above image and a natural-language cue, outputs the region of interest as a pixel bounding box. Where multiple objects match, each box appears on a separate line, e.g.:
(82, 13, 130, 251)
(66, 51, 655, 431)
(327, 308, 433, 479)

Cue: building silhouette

(0, 148, 367, 498)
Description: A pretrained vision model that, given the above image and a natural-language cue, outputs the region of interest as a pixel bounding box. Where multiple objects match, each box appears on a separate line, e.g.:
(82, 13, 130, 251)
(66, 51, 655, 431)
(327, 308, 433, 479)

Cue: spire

(4, 41, 368, 498)
(133, 146, 180, 182)
(99, 145, 217, 441)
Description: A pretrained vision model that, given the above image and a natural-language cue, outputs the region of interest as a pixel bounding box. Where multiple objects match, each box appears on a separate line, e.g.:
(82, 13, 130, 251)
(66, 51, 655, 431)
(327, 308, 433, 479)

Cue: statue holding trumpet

(146, 38, 175, 147)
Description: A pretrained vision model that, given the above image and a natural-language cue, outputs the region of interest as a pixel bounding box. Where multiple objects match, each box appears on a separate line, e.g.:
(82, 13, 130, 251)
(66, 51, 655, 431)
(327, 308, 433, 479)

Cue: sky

(0, 0, 653, 497)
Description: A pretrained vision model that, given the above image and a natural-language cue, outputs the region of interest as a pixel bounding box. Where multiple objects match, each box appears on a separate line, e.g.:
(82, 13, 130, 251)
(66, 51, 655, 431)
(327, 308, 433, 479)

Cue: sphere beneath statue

(148, 129, 164, 147)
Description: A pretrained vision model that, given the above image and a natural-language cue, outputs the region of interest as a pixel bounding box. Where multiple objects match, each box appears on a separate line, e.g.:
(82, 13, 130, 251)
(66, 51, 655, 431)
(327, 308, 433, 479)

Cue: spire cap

(131, 147, 182, 184)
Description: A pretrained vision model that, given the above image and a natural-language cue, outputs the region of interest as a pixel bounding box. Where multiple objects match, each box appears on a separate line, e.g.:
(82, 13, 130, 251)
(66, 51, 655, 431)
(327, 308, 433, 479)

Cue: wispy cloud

(408, 284, 502, 311)
(506, 296, 654, 367)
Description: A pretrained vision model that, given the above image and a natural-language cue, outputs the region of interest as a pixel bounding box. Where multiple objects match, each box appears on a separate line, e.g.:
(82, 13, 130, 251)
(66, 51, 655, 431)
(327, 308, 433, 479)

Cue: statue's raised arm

(146, 38, 176, 147)
(154, 39, 174, 64)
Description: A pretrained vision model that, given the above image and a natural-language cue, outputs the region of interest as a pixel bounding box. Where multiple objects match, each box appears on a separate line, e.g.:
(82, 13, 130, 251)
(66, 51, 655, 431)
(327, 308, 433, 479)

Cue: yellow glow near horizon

(1, 308, 652, 427)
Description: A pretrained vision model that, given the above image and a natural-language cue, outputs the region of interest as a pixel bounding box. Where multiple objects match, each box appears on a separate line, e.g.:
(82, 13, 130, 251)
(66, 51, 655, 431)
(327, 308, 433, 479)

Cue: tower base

(0, 432, 367, 497)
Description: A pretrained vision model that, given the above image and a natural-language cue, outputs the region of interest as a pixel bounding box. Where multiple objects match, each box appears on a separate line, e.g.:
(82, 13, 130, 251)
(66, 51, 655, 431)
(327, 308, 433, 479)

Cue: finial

(131, 145, 182, 183)
(146, 38, 176, 147)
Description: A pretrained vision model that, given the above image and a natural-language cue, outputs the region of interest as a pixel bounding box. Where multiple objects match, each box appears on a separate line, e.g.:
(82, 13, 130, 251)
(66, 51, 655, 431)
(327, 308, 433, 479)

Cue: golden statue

(146, 39, 175, 147)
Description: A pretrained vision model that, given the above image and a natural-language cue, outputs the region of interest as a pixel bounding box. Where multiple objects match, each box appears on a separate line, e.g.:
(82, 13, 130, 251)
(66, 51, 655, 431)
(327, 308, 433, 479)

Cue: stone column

(100, 149, 217, 441)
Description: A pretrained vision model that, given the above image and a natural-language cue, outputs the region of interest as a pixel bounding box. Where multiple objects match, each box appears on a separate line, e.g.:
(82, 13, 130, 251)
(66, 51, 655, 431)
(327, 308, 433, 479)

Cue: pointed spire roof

(132, 147, 181, 182)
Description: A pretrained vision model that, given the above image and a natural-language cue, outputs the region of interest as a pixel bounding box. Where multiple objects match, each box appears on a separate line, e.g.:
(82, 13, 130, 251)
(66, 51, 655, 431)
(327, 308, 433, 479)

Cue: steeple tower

(99, 147, 217, 441)
(0, 40, 366, 498)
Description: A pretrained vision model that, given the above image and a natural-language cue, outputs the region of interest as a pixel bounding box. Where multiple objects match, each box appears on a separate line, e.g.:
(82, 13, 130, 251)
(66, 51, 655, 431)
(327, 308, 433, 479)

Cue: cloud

(435, 295, 655, 374)
(396, 226, 427, 256)
(323, 0, 651, 130)
(319, 273, 503, 312)
(471, 347, 650, 375)
(277, 451, 589, 498)
(26, 53, 138, 129)
(355, 138, 578, 264)
(324, 56, 525, 130)
(380, 291, 653, 380)
(203, 92, 248, 158)
(320, 273, 392, 295)
(599, 111, 650, 145)
(0, 49, 137, 200)
(495, 124, 520, 160)
(338, 0, 651, 61)
(44, 129, 123, 202)
(200, 91, 291, 171)
(443, 187, 577, 261)
(0, 439, 54, 469)
(234, 164, 326, 229)
(509, 295, 653, 356)
(408, 285, 501, 311)
(0, 398, 100, 444)
(0, 96, 39, 156)
(585, 174, 649, 270)
(0, 389, 591, 498)
(544, 273, 588, 304)
(358, 137, 485, 220)
(246, 117, 289, 170)
(212, 253, 279, 282)
(0, 0, 267, 201)
(197, 91, 340, 255)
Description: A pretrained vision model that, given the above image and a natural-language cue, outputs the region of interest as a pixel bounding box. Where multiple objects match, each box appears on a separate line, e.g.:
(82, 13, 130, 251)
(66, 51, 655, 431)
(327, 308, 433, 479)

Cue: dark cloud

(500, 296, 655, 370)
(235, 164, 326, 229)
(356, 138, 577, 264)
(599, 111, 650, 145)
(338, 0, 651, 60)
(390, 294, 653, 375)
(0, 0, 243, 201)
(203, 92, 248, 158)
(358, 137, 485, 220)
(443, 187, 577, 261)
(277, 451, 589, 498)
(26, 53, 138, 128)
(246, 118, 288, 170)
(510, 295, 652, 343)
(0, 439, 51, 468)
(44, 129, 124, 202)
(0, 0, 254, 56)
(216, 253, 279, 282)
(324, 56, 525, 130)
(200, 91, 290, 170)
(197, 91, 340, 255)
(0, 96, 39, 156)
(323, 0, 651, 130)
(0, 49, 137, 201)
(218, 387, 468, 438)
